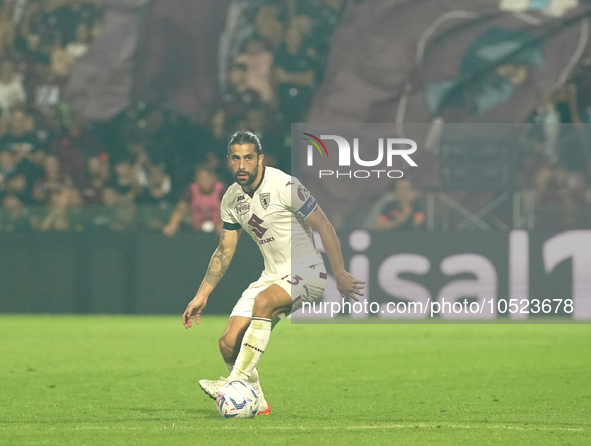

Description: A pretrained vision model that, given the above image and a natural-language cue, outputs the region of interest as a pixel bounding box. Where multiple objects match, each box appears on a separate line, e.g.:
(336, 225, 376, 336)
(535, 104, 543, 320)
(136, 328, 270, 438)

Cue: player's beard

(235, 164, 259, 187)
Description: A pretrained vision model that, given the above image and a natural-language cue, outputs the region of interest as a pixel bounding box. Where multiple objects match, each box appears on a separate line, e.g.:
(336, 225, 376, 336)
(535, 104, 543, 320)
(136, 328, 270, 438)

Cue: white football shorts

(230, 263, 327, 319)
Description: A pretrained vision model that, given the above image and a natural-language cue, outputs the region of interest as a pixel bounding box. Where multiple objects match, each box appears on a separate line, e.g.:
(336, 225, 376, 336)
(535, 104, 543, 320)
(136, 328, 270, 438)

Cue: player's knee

(252, 293, 275, 318)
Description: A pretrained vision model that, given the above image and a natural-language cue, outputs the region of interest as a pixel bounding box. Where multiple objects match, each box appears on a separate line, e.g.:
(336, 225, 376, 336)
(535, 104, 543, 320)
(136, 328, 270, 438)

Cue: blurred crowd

(1, 0, 591, 234)
(0, 0, 347, 234)
(214, 0, 345, 169)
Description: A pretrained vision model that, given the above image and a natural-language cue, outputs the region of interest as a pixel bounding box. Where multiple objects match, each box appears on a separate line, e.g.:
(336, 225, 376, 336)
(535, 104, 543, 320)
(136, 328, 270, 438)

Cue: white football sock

(226, 361, 260, 384)
(226, 347, 268, 410)
(229, 317, 271, 382)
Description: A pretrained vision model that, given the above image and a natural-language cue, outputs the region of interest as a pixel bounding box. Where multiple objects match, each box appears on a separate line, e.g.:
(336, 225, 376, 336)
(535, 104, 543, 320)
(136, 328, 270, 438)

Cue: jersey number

(286, 275, 303, 285)
(248, 214, 268, 239)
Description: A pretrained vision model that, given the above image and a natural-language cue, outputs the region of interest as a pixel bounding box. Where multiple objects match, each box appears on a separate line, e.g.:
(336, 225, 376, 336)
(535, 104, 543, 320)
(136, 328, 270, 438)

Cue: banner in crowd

(309, 0, 591, 127)
(66, 0, 230, 123)
(65, 0, 147, 120)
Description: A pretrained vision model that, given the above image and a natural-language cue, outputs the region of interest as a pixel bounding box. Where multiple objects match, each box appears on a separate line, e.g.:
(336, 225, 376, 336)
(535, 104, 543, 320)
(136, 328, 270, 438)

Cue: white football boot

(199, 376, 270, 415)
(199, 376, 229, 400)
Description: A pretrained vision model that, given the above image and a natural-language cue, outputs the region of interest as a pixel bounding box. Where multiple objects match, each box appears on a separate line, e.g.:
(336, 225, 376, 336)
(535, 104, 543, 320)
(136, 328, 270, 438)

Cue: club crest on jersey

(235, 202, 250, 215)
(260, 193, 270, 210)
(297, 185, 310, 202)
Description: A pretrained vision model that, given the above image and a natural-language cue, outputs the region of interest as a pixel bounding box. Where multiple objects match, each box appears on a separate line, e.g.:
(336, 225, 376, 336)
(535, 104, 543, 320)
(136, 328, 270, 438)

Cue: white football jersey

(220, 167, 325, 276)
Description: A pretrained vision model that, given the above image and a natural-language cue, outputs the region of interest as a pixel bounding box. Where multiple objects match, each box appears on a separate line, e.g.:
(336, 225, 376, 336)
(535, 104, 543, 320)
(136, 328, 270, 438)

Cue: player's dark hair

(227, 130, 263, 156)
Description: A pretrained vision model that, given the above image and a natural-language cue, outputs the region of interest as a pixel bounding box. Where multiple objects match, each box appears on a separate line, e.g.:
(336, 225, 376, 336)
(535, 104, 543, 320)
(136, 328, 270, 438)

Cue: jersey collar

(242, 166, 266, 198)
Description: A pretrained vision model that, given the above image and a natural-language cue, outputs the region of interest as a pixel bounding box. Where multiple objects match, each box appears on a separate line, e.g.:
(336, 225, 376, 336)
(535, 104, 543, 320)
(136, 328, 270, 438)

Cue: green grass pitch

(0, 315, 590, 445)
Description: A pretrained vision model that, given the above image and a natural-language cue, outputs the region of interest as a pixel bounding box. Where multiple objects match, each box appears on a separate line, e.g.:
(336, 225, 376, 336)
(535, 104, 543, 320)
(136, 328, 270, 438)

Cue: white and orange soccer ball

(216, 381, 259, 419)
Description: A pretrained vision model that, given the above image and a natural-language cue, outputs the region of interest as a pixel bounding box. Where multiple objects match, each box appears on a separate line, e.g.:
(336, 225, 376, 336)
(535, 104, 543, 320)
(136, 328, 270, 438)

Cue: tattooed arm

(182, 228, 242, 328)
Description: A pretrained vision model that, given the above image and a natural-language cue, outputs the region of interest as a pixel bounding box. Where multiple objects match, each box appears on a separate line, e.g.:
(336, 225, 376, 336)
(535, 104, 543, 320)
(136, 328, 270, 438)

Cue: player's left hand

(334, 271, 365, 301)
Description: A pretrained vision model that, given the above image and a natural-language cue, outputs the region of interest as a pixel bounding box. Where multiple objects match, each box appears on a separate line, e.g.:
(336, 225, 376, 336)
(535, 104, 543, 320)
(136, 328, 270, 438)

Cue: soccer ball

(217, 381, 260, 419)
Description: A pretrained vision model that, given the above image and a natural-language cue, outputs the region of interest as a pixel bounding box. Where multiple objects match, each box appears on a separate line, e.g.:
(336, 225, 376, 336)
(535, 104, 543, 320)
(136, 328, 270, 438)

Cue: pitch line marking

(38, 423, 586, 432)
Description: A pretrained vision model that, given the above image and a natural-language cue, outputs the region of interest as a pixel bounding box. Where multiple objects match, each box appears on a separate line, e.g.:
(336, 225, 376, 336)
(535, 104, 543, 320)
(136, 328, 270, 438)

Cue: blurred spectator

(65, 22, 90, 59)
(273, 26, 318, 127)
(51, 0, 101, 45)
(35, 104, 67, 150)
(536, 165, 587, 229)
(91, 186, 136, 232)
(0, 2, 15, 57)
(34, 180, 82, 232)
(255, 5, 284, 51)
(49, 37, 75, 77)
(376, 179, 426, 231)
(3, 170, 34, 205)
(234, 105, 284, 169)
(0, 150, 16, 191)
(32, 154, 73, 204)
(517, 145, 549, 192)
(80, 154, 109, 204)
(0, 194, 30, 232)
(138, 163, 171, 205)
(51, 114, 102, 184)
(137, 163, 173, 230)
(0, 107, 38, 153)
(289, 14, 318, 59)
(213, 63, 262, 139)
(30, 63, 65, 113)
(124, 104, 207, 192)
(162, 168, 224, 237)
(0, 59, 26, 116)
(235, 37, 274, 104)
(0, 108, 45, 182)
(199, 149, 234, 187)
(109, 158, 146, 200)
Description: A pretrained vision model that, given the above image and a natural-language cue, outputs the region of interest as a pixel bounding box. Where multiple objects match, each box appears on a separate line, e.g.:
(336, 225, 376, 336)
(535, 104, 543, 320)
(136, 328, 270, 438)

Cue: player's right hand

(182, 296, 208, 328)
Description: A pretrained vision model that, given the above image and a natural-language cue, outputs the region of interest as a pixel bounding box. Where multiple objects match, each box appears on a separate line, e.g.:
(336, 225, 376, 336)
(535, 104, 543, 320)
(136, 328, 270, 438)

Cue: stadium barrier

(1, 230, 589, 318)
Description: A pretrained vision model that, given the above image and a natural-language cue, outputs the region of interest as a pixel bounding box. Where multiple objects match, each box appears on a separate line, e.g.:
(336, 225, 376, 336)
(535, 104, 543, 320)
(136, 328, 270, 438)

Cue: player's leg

(217, 315, 270, 412)
(219, 316, 251, 367)
(199, 315, 270, 411)
(199, 282, 271, 413)
(228, 284, 291, 383)
(199, 316, 248, 399)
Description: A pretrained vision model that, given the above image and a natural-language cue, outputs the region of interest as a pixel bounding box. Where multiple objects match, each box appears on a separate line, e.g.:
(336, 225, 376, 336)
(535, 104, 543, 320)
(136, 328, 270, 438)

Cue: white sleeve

(279, 176, 318, 219)
(220, 193, 240, 228)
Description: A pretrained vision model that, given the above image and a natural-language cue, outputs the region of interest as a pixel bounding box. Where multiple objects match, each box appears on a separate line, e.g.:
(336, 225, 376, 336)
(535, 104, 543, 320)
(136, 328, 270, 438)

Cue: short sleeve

(280, 176, 318, 219)
(220, 193, 241, 230)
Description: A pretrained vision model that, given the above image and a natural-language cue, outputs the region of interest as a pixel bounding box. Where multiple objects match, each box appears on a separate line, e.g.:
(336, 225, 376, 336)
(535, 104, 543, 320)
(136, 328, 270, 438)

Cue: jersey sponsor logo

(237, 195, 245, 201)
(235, 202, 250, 215)
(258, 236, 275, 245)
(297, 185, 310, 202)
(260, 192, 270, 210)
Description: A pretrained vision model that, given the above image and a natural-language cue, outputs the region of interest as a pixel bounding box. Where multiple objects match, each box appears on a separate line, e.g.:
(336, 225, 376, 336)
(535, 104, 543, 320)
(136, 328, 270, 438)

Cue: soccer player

(182, 130, 364, 415)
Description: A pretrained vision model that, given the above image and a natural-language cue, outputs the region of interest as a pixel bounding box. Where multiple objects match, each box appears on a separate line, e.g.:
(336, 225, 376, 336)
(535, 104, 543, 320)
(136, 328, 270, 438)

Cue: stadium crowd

(0, 0, 590, 233)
